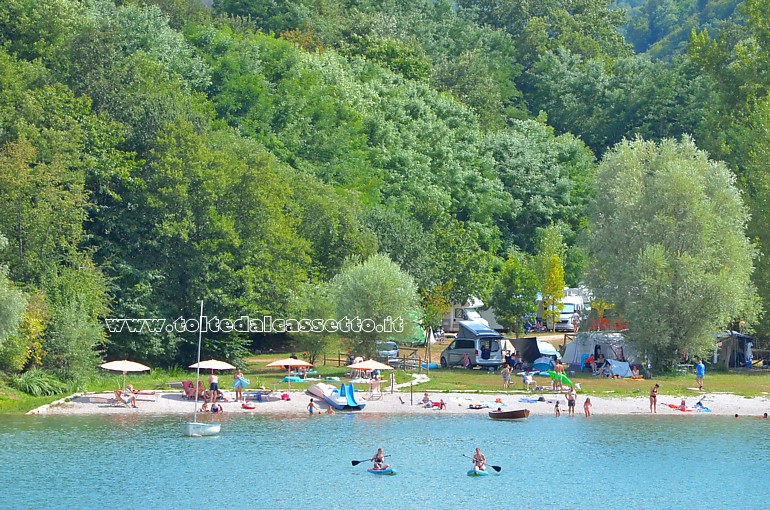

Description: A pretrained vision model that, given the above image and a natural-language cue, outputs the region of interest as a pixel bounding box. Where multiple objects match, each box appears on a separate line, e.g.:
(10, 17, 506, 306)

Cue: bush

(11, 368, 67, 396)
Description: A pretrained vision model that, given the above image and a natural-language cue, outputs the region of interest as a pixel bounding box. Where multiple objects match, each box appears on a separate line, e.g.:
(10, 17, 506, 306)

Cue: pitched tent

(511, 337, 562, 365)
(607, 359, 632, 377)
(563, 332, 640, 367)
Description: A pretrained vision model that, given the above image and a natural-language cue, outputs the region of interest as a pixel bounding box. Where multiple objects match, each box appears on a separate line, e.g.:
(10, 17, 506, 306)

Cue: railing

(322, 350, 428, 372)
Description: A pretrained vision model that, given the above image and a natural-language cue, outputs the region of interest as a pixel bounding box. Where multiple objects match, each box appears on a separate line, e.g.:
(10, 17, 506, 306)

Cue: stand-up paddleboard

(467, 468, 489, 476)
(367, 467, 397, 475)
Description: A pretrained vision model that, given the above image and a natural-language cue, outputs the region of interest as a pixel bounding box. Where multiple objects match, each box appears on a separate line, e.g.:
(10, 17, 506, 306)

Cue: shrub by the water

(11, 369, 67, 396)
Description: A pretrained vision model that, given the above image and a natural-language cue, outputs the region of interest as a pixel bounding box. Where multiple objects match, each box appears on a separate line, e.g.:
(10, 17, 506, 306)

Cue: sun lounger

(182, 381, 207, 400)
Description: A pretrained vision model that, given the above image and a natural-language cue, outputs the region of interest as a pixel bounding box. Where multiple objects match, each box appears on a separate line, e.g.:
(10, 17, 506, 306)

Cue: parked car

(376, 341, 399, 359)
(440, 321, 503, 369)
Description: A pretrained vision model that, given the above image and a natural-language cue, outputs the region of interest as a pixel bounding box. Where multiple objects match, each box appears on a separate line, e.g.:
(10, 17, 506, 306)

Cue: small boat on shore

(307, 383, 366, 410)
(488, 408, 530, 420)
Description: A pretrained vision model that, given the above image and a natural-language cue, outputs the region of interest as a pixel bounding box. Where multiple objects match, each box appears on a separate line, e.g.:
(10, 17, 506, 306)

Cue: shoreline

(27, 389, 770, 417)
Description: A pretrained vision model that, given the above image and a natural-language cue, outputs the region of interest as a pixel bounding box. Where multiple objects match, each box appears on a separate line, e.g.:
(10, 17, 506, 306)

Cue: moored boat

(183, 421, 221, 437)
(488, 408, 530, 420)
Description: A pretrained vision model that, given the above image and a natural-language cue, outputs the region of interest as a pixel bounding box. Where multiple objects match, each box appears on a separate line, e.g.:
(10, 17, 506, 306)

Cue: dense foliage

(0, 0, 766, 381)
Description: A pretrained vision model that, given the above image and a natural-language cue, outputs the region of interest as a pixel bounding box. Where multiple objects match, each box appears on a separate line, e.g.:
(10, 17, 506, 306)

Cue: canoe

(488, 408, 530, 420)
(467, 468, 489, 476)
(367, 467, 397, 475)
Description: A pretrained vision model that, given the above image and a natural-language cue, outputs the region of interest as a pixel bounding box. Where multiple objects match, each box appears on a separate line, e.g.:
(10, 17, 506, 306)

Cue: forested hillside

(0, 0, 768, 379)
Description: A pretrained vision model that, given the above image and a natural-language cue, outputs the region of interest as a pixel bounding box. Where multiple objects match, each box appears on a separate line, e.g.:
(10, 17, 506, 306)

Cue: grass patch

(3, 352, 769, 414)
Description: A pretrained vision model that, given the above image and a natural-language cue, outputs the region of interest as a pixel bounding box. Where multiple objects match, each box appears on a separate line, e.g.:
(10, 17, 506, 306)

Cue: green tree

(585, 137, 758, 368)
(488, 252, 539, 337)
(290, 282, 336, 365)
(0, 235, 28, 371)
(330, 254, 419, 356)
(534, 225, 567, 331)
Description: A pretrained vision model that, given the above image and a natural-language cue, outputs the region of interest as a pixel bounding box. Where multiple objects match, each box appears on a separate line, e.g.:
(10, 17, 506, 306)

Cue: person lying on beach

(126, 384, 155, 395)
(211, 402, 223, 414)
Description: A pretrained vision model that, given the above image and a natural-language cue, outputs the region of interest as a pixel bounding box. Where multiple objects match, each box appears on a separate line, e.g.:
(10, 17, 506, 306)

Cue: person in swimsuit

(566, 387, 577, 416)
(208, 370, 219, 403)
(472, 448, 486, 471)
(371, 447, 389, 471)
(307, 398, 318, 416)
(583, 397, 592, 417)
(554, 401, 561, 417)
(501, 365, 511, 390)
(211, 401, 223, 414)
(650, 383, 659, 413)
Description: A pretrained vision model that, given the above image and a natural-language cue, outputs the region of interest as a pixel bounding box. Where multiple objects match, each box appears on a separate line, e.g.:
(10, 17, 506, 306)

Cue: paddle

(351, 455, 390, 466)
(463, 453, 502, 472)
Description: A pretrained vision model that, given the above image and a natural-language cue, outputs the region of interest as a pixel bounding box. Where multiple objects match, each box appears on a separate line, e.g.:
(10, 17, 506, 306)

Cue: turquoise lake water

(1, 412, 768, 510)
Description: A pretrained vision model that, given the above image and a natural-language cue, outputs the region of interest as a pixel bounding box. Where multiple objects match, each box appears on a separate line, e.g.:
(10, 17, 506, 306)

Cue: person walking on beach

(472, 448, 487, 471)
(501, 364, 511, 390)
(371, 447, 389, 471)
(566, 386, 577, 416)
(307, 398, 318, 416)
(583, 397, 592, 417)
(696, 359, 705, 391)
(650, 383, 659, 413)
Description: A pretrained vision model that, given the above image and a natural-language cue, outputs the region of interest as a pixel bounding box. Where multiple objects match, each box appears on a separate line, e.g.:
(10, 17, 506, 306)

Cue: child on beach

(583, 398, 592, 417)
(307, 398, 318, 416)
(554, 401, 561, 417)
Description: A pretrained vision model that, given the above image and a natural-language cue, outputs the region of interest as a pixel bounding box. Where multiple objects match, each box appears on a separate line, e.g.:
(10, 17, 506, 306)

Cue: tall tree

(330, 254, 419, 356)
(488, 252, 539, 337)
(585, 137, 758, 368)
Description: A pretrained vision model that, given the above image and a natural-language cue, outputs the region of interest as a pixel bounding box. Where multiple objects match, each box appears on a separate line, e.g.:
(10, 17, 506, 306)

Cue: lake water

(1, 412, 767, 509)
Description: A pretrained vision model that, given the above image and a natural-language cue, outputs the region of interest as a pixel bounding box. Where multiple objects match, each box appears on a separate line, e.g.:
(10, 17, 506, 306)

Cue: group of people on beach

(554, 386, 592, 417)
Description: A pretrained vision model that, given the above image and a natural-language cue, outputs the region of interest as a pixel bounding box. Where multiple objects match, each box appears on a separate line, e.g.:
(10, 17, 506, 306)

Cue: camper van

(441, 299, 490, 333)
(440, 321, 503, 369)
(537, 290, 585, 332)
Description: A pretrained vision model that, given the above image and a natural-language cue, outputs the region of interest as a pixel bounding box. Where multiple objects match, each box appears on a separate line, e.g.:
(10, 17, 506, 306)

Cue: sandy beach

(29, 386, 770, 417)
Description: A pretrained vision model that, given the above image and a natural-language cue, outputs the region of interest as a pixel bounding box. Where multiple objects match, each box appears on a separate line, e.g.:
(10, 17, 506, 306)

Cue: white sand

(28, 388, 770, 417)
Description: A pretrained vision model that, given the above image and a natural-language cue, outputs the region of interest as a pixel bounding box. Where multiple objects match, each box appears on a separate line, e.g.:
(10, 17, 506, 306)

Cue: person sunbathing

(421, 392, 432, 407)
(115, 389, 137, 408)
(127, 384, 155, 395)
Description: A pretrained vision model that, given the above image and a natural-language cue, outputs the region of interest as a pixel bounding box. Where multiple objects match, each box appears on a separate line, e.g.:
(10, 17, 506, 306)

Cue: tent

(510, 337, 562, 364)
(562, 332, 640, 367)
(607, 359, 632, 378)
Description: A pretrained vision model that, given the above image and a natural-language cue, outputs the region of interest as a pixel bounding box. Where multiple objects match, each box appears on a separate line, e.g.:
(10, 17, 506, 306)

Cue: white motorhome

(441, 298, 489, 333)
(537, 289, 585, 332)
